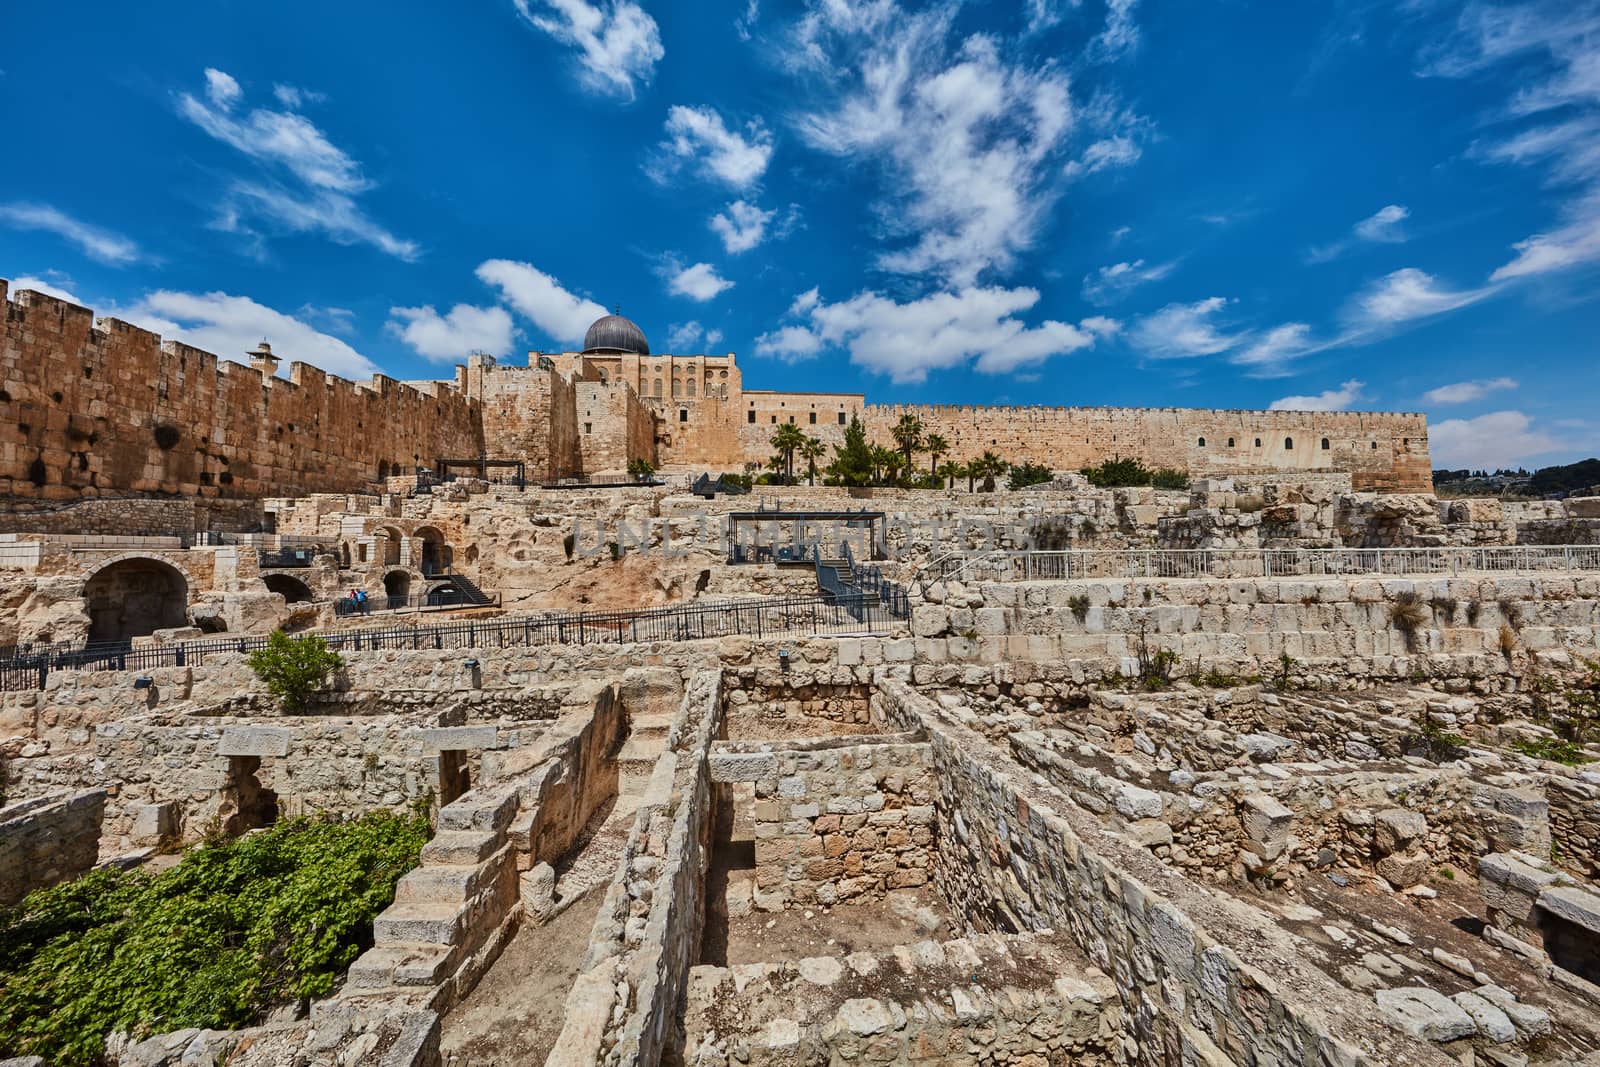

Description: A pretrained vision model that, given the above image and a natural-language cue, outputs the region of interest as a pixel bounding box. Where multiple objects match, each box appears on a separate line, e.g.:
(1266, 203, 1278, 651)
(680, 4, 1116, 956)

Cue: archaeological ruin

(2, 276, 1599, 1067)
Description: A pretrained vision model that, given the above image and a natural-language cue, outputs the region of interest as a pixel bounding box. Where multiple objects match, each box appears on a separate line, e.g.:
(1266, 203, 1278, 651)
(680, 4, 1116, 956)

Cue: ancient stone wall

(575, 379, 655, 475)
(0, 788, 104, 904)
(0, 284, 482, 501)
(461, 355, 579, 481)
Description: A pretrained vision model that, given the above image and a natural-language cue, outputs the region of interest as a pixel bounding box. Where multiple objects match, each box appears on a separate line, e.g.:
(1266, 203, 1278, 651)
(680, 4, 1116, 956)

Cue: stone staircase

(615, 710, 673, 804)
(345, 784, 520, 1002)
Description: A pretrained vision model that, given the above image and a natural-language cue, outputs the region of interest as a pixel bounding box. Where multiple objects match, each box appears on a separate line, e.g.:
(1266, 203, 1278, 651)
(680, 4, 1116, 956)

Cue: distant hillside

(1434, 458, 1600, 498)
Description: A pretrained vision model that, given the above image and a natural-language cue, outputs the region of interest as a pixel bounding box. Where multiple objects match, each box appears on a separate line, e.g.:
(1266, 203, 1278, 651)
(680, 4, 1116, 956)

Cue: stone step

(373, 900, 467, 946)
(394, 857, 499, 904)
(420, 830, 499, 867)
(438, 784, 520, 833)
(346, 943, 457, 989)
(619, 763, 656, 797)
(616, 737, 663, 766)
(629, 713, 674, 738)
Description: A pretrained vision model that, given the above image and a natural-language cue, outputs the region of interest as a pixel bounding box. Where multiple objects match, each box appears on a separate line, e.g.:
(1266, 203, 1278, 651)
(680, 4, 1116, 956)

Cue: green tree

(869, 444, 898, 486)
(798, 435, 826, 486)
(973, 451, 1009, 492)
(626, 458, 655, 482)
(1007, 461, 1054, 490)
(936, 460, 962, 490)
(770, 423, 806, 484)
(828, 415, 875, 487)
(891, 413, 924, 471)
(925, 433, 949, 476)
(246, 631, 344, 714)
(964, 460, 976, 493)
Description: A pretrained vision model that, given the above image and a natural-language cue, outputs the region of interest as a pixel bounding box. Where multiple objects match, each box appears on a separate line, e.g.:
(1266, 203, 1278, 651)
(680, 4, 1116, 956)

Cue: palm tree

(891, 413, 924, 471)
(964, 460, 976, 493)
(974, 450, 1009, 493)
(925, 433, 949, 477)
(770, 423, 805, 484)
(798, 435, 826, 486)
(936, 460, 961, 490)
(869, 444, 897, 486)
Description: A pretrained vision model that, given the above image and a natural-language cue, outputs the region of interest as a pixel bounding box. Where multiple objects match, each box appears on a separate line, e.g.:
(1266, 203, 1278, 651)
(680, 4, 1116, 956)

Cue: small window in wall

(1321, 437, 1330, 450)
(771, 415, 777, 424)
(1254, 438, 1262, 447)
(680, 409, 688, 423)
(1371, 441, 1378, 449)
(838, 412, 847, 425)
(1197, 437, 1206, 447)
(584, 423, 592, 434)
(747, 410, 756, 424)
(809, 412, 817, 424)
(1284, 437, 1294, 450)
(1227, 437, 1235, 448)
(789, 415, 795, 423)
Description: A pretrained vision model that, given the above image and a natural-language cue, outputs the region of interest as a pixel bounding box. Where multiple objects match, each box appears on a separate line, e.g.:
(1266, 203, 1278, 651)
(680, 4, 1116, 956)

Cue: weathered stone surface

(1450, 991, 1516, 1044)
(216, 726, 291, 758)
(1374, 987, 1476, 1042)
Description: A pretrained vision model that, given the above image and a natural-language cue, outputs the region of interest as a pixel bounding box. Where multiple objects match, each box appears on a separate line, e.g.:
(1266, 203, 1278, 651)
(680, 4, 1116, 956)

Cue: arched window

(1197, 437, 1206, 447)
(1321, 437, 1330, 450)
(672, 379, 681, 398)
(687, 378, 696, 398)
(653, 379, 663, 397)
(1284, 437, 1294, 450)
(1254, 437, 1262, 447)
(1227, 437, 1235, 448)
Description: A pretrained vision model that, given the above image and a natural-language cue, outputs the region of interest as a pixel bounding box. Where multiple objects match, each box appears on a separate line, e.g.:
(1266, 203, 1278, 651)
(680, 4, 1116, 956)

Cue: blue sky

(2, 0, 1597, 471)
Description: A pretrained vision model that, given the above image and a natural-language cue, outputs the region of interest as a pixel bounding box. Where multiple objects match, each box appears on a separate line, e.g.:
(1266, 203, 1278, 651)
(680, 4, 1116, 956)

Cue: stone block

(216, 726, 291, 758)
(1373, 986, 1475, 1042)
(1376, 851, 1431, 889)
(1374, 808, 1428, 856)
(415, 725, 499, 752)
(1536, 884, 1600, 935)
(1450, 991, 1515, 1043)
(710, 751, 779, 783)
(1241, 793, 1293, 861)
(131, 800, 179, 844)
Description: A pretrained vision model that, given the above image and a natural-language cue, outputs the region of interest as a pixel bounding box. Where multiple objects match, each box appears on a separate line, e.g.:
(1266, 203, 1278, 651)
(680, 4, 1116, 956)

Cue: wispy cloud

(475, 258, 607, 348)
(1128, 297, 1244, 358)
(513, 0, 663, 100)
(0, 203, 144, 266)
(665, 260, 734, 302)
(1344, 267, 1495, 326)
(659, 106, 774, 189)
(117, 289, 379, 379)
(8, 271, 83, 304)
(667, 321, 724, 351)
(1232, 323, 1314, 376)
(1269, 378, 1366, 412)
(386, 303, 515, 361)
(710, 200, 777, 254)
(1422, 376, 1518, 405)
(1091, 0, 1141, 61)
(176, 68, 417, 260)
(760, 285, 1111, 382)
(1081, 258, 1176, 304)
(1307, 203, 1411, 263)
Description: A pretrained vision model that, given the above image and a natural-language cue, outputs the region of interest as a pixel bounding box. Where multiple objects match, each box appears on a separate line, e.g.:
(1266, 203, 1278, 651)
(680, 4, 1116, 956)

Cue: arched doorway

(380, 526, 403, 566)
(415, 526, 449, 575)
(262, 574, 314, 604)
(84, 558, 189, 643)
(384, 570, 412, 607)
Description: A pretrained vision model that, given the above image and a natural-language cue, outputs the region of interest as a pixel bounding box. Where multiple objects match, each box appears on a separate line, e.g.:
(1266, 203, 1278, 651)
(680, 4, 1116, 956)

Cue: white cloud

(514, 0, 663, 99)
(116, 290, 379, 379)
(297, 304, 357, 336)
(475, 259, 607, 347)
(666, 321, 724, 351)
(176, 69, 417, 260)
(272, 83, 326, 109)
(772, 285, 1106, 382)
(1354, 203, 1410, 242)
(1129, 297, 1243, 358)
(1422, 376, 1519, 405)
(660, 106, 774, 189)
(386, 304, 515, 361)
(1081, 258, 1175, 303)
(9, 274, 83, 304)
(1232, 322, 1314, 374)
(754, 324, 825, 362)
(0, 203, 144, 266)
(1269, 378, 1366, 412)
(1307, 204, 1411, 263)
(667, 261, 734, 302)
(791, 5, 1107, 285)
(710, 199, 777, 253)
(1063, 135, 1141, 181)
(1091, 0, 1141, 60)
(204, 68, 242, 110)
(1429, 409, 1564, 470)
(1346, 267, 1494, 325)
(1422, 3, 1600, 280)
(736, 1, 760, 41)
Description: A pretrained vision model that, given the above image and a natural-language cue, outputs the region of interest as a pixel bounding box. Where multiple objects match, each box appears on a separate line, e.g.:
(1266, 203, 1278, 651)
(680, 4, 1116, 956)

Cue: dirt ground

(723, 712, 882, 741)
(715, 891, 955, 966)
(438, 887, 606, 1067)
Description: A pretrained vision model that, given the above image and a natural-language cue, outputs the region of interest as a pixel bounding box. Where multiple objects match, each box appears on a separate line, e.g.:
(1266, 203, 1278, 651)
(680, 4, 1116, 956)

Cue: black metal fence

(0, 594, 902, 691)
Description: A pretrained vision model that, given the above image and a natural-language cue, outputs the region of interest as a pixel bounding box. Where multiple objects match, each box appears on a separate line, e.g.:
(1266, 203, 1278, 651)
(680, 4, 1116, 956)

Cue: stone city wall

(0, 787, 104, 905)
(708, 733, 935, 910)
(872, 678, 1451, 1066)
(0, 283, 483, 501)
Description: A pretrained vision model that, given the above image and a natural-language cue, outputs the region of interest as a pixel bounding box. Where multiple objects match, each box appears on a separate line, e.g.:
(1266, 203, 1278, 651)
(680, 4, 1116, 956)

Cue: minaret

(247, 339, 280, 376)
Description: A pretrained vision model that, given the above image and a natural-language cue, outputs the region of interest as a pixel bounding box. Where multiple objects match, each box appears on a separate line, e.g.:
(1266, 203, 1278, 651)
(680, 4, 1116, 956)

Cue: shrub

(1510, 737, 1592, 766)
(626, 458, 656, 481)
(1407, 711, 1467, 761)
(1007, 462, 1055, 490)
(1029, 516, 1074, 551)
(1080, 457, 1155, 488)
(1389, 591, 1429, 650)
(1199, 668, 1242, 688)
(1272, 652, 1299, 692)
(1133, 620, 1180, 691)
(1068, 594, 1090, 623)
(1150, 467, 1189, 490)
(0, 810, 429, 1066)
(246, 631, 344, 714)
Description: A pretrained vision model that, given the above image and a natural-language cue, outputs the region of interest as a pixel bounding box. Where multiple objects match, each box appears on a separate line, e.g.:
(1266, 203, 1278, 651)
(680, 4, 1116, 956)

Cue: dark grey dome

(582, 312, 649, 355)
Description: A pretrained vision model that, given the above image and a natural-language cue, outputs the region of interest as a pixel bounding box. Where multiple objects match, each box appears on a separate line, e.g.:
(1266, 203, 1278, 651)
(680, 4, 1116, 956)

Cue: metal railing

(842, 541, 911, 618)
(925, 544, 1600, 586)
(0, 593, 900, 691)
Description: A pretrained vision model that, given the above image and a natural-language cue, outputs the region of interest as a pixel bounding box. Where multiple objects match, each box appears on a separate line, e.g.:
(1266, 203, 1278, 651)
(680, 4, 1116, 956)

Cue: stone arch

(83, 556, 190, 643)
(414, 526, 449, 575)
(384, 570, 413, 602)
(262, 573, 314, 604)
(380, 525, 404, 566)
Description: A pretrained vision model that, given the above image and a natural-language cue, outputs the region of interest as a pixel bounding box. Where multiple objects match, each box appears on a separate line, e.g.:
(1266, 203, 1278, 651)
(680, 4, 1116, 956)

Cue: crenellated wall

(0, 283, 482, 501)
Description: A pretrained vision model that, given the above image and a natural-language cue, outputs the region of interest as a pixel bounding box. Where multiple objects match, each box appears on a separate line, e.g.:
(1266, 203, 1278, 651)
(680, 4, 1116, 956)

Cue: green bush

(247, 631, 344, 714)
(1080, 457, 1187, 489)
(1510, 737, 1592, 766)
(1150, 467, 1189, 490)
(626, 458, 656, 481)
(0, 809, 429, 1066)
(1006, 462, 1054, 490)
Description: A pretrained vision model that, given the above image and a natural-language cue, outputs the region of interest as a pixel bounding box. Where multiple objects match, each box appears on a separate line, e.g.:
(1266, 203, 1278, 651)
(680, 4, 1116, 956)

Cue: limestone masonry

(2, 281, 1433, 499)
